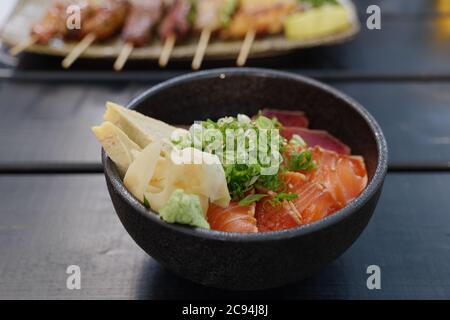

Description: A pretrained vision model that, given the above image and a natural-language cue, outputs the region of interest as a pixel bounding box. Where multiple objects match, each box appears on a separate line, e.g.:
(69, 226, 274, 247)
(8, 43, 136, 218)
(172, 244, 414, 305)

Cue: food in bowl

(98, 69, 387, 290)
(93, 102, 367, 233)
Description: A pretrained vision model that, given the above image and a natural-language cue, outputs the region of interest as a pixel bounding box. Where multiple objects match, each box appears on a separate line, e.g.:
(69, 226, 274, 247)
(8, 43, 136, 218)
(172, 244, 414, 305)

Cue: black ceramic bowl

(102, 68, 388, 290)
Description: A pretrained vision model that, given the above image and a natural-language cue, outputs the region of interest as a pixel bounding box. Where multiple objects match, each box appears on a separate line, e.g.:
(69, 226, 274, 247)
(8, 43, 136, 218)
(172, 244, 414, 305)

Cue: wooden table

(1, 0, 449, 299)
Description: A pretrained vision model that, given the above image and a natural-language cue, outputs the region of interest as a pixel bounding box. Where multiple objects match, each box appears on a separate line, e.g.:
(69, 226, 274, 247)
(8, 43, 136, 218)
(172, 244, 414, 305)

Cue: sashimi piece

(255, 172, 341, 231)
(261, 109, 309, 128)
(309, 147, 368, 206)
(335, 155, 368, 203)
(284, 172, 341, 224)
(255, 199, 301, 232)
(281, 127, 351, 155)
(300, 189, 341, 224)
(207, 202, 258, 233)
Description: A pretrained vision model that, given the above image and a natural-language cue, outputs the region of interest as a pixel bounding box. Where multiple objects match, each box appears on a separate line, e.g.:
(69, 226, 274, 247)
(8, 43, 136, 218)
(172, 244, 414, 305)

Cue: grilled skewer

(222, 0, 297, 39)
(10, 0, 89, 56)
(236, 28, 255, 66)
(62, 0, 130, 68)
(223, 0, 297, 66)
(82, 0, 130, 41)
(114, 0, 164, 70)
(158, 0, 192, 67)
(14, 0, 304, 69)
(30, 3, 66, 44)
(9, 37, 38, 57)
(192, 0, 237, 70)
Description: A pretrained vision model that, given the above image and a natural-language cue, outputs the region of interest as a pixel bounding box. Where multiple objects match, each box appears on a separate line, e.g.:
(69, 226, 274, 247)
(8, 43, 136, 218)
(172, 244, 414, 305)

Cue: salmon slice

(255, 199, 301, 232)
(261, 109, 309, 128)
(255, 172, 341, 232)
(284, 172, 342, 224)
(301, 191, 340, 224)
(256, 146, 368, 232)
(281, 127, 351, 155)
(308, 147, 368, 206)
(207, 202, 258, 233)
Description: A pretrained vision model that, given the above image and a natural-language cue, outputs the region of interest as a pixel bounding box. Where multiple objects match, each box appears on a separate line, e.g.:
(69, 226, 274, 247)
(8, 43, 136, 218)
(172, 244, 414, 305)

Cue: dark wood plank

(331, 81, 450, 168)
(0, 81, 449, 169)
(0, 81, 142, 166)
(300, 16, 450, 75)
(0, 172, 449, 299)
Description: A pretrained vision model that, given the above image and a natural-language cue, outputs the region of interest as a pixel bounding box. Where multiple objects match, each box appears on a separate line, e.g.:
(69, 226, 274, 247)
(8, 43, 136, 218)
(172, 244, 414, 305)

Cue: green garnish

(220, 0, 238, 27)
(143, 195, 151, 209)
(289, 134, 306, 147)
(269, 192, 299, 206)
(256, 172, 284, 193)
(301, 0, 338, 8)
(255, 114, 282, 130)
(174, 112, 303, 201)
(200, 114, 286, 200)
(238, 194, 267, 206)
(188, 0, 197, 26)
(287, 149, 317, 172)
(224, 164, 260, 199)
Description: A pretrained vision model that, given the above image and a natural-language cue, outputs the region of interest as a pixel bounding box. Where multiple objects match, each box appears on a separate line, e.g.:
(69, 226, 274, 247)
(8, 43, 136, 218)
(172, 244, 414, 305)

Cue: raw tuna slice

(281, 127, 351, 155)
(207, 202, 258, 233)
(261, 109, 309, 128)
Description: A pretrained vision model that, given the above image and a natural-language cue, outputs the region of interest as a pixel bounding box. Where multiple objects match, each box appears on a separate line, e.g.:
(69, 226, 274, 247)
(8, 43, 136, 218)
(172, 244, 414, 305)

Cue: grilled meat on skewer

(158, 0, 192, 41)
(158, 0, 192, 67)
(80, 0, 130, 41)
(192, 0, 221, 69)
(191, 0, 237, 69)
(221, 0, 297, 39)
(194, 0, 224, 31)
(31, 6, 66, 44)
(121, 0, 164, 47)
(64, 0, 98, 40)
(61, 0, 129, 69)
(31, 0, 92, 44)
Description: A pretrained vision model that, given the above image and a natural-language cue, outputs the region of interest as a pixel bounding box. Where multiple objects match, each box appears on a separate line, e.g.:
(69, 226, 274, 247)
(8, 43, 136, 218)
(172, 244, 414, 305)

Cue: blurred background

(0, 0, 449, 300)
(0, 0, 448, 75)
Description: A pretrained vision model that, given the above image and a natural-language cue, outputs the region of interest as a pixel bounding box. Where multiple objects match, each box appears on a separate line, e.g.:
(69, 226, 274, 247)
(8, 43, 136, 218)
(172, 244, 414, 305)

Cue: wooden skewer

(159, 35, 176, 67)
(237, 29, 255, 67)
(192, 27, 212, 70)
(9, 36, 38, 56)
(114, 42, 134, 71)
(61, 33, 96, 69)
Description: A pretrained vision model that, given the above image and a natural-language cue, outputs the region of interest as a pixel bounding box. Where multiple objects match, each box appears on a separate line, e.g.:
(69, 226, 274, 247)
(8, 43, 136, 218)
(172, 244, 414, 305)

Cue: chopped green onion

(269, 192, 299, 206)
(180, 112, 288, 200)
(288, 149, 317, 172)
(290, 134, 306, 147)
(301, 0, 338, 8)
(238, 194, 267, 206)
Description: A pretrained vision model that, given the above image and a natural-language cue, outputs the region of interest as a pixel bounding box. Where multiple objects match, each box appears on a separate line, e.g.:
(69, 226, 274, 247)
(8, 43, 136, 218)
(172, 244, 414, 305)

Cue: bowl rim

(103, 67, 388, 242)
